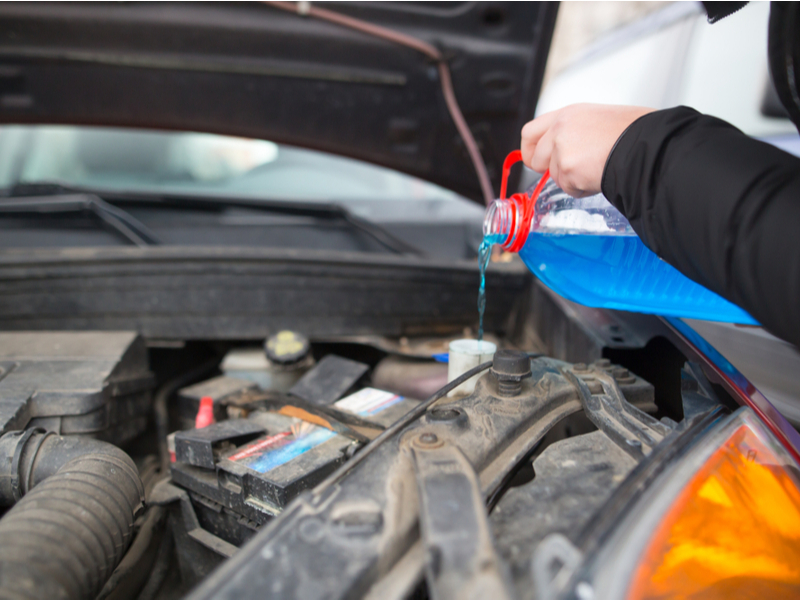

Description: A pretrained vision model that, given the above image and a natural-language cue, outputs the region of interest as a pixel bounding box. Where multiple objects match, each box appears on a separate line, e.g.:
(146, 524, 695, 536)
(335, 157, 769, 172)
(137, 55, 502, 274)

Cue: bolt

(581, 377, 603, 395)
(626, 439, 642, 449)
(419, 432, 438, 445)
(490, 350, 532, 397)
(595, 358, 611, 368)
(573, 363, 589, 373)
(612, 367, 636, 384)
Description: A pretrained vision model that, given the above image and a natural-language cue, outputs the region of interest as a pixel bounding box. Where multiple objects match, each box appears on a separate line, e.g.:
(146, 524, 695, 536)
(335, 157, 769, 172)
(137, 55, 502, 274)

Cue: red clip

(498, 150, 550, 253)
(195, 396, 215, 429)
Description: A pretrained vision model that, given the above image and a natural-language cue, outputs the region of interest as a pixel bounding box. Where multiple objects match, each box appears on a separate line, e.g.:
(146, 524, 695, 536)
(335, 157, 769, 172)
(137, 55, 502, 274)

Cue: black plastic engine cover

(0, 331, 153, 443)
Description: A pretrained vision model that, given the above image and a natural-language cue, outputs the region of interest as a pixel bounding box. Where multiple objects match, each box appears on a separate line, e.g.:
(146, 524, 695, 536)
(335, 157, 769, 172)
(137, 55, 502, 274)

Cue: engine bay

(0, 323, 720, 600)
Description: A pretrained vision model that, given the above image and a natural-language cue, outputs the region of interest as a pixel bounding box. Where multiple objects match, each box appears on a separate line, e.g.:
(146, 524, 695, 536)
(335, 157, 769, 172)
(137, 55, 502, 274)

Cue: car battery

(170, 387, 417, 550)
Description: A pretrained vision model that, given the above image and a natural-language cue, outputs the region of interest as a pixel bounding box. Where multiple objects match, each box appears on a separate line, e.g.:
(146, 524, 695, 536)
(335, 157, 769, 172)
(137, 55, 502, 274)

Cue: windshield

(0, 125, 485, 259)
(0, 125, 464, 204)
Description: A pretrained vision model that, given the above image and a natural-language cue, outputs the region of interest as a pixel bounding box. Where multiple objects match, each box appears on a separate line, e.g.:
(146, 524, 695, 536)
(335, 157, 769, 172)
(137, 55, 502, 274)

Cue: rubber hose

(0, 432, 145, 600)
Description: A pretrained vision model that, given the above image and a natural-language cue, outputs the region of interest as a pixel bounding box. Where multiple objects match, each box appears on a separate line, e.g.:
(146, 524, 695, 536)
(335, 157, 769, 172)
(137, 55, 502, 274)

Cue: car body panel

(0, 1, 558, 202)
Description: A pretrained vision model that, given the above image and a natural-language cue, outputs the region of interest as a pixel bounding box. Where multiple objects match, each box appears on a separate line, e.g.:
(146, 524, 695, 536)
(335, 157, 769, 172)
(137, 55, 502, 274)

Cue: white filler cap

(447, 339, 496, 397)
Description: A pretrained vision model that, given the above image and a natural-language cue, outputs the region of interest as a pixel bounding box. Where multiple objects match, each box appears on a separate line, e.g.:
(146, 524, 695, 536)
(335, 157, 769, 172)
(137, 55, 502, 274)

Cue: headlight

(578, 407, 800, 600)
(627, 408, 800, 599)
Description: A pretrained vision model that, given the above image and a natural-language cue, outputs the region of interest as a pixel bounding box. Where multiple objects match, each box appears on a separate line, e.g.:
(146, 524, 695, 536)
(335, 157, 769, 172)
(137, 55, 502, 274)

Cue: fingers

(520, 111, 557, 169)
(530, 127, 555, 174)
(549, 149, 584, 198)
(520, 104, 657, 197)
(548, 145, 559, 189)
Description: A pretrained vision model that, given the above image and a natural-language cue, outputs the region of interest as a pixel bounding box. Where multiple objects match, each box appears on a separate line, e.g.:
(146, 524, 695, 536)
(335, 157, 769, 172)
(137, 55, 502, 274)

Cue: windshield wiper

(333, 206, 422, 256)
(0, 182, 423, 256)
(129, 191, 423, 256)
(0, 192, 161, 247)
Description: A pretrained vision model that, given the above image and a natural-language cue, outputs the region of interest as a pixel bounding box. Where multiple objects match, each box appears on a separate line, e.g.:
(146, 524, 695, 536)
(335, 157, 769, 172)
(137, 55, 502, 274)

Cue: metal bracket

(565, 367, 673, 459)
(412, 434, 512, 600)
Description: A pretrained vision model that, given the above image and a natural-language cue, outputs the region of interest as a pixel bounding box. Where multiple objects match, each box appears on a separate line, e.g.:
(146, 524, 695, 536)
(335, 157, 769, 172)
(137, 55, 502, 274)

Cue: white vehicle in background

(539, 2, 798, 149)
(536, 1, 800, 424)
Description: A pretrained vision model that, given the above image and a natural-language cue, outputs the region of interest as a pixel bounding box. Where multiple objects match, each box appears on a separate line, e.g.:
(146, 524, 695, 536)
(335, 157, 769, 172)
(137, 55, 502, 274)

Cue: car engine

(0, 324, 699, 600)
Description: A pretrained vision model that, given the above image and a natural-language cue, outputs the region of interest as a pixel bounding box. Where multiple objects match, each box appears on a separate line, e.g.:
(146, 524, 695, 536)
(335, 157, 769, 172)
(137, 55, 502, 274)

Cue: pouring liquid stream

(476, 239, 491, 346)
(477, 234, 505, 347)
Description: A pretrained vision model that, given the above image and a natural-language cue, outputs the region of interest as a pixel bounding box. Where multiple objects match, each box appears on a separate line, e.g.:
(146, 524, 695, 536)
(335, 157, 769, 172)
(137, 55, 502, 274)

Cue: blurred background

(544, 1, 667, 88)
(540, 1, 797, 145)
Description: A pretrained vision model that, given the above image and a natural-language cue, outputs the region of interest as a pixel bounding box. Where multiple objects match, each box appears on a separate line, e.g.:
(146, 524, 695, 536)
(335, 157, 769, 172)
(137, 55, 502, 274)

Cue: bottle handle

(499, 150, 550, 253)
(499, 150, 522, 200)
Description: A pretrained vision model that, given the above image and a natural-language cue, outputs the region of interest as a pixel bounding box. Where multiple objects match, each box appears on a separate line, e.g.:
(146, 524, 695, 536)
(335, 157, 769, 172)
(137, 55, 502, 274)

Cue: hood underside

(0, 1, 558, 203)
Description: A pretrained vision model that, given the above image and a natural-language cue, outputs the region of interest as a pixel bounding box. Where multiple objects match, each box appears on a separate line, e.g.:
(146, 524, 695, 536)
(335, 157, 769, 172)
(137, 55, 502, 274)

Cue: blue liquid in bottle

(515, 232, 758, 323)
(483, 169, 758, 324)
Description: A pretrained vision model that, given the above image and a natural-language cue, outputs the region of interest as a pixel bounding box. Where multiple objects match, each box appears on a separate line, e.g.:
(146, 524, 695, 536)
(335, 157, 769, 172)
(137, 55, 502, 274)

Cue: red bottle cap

(499, 150, 550, 253)
(195, 396, 215, 429)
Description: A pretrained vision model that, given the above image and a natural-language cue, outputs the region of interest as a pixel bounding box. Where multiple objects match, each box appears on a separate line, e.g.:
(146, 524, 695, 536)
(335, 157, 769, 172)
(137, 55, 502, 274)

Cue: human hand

(520, 104, 655, 197)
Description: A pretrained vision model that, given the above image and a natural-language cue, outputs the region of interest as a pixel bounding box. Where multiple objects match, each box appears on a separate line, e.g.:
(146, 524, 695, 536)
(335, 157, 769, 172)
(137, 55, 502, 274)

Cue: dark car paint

(0, 1, 558, 203)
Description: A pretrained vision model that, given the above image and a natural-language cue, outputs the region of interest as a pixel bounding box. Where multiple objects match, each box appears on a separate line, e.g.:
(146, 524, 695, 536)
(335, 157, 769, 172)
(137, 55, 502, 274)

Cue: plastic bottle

(483, 151, 757, 324)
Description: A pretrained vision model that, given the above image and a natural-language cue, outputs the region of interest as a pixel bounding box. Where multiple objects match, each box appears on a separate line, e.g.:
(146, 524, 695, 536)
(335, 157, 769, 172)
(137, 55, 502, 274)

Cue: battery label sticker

(227, 431, 291, 462)
(228, 388, 402, 474)
(333, 387, 402, 416)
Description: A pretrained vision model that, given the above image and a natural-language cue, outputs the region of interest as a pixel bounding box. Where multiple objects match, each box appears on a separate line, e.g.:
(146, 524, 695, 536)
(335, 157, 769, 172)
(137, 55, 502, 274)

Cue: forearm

(602, 107, 800, 347)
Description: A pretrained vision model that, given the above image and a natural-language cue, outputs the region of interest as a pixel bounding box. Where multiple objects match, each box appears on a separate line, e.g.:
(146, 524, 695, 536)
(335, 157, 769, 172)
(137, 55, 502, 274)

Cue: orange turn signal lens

(626, 412, 800, 599)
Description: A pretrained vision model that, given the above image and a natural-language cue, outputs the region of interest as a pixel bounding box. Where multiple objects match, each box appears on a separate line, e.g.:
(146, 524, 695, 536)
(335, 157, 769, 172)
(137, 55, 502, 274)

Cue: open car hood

(0, 1, 557, 203)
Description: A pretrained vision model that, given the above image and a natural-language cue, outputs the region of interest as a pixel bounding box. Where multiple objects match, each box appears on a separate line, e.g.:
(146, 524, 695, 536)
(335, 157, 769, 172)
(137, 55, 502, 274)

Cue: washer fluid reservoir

(484, 151, 757, 324)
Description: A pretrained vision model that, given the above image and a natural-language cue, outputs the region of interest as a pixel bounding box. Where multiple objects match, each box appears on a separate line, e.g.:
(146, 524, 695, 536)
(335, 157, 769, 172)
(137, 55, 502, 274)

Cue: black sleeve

(601, 106, 800, 348)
